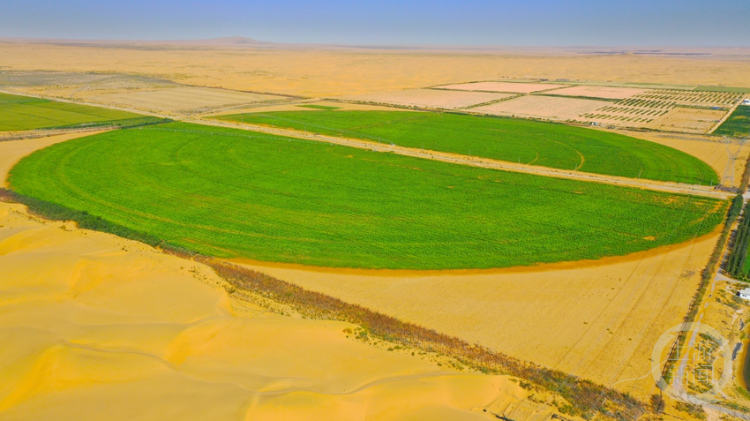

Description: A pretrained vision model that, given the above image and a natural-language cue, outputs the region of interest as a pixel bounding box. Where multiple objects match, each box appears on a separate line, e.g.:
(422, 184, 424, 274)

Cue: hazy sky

(2, 0, 749, 46)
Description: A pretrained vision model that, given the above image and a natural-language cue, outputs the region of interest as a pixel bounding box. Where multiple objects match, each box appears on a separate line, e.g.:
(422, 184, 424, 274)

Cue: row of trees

(728, 196, 750, 279)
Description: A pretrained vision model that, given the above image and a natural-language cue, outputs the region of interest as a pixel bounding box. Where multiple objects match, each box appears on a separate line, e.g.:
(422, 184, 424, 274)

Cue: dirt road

(192, 118, 733, 200)
(1, 88, 731, 199)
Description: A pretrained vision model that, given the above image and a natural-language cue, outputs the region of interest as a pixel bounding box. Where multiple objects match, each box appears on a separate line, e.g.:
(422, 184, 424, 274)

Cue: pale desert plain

(2, 40, 750, 421)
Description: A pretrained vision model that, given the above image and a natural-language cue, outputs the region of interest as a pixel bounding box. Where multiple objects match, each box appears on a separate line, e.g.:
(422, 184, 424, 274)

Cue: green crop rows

(215, 110, 718, 185)
(0, 92, 149, 131)
(714, 106, 750, 138)
(9, 122, 725, 270)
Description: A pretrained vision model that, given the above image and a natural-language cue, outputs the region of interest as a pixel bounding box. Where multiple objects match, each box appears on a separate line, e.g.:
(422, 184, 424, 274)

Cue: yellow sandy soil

(236, 230, 719, 400)
(438, 82, 565, 93)
(545, 86, 648, 99)
(472, 95, 607, 121)
(2, 43, 750, 97)
(343, 89, 516, 109)
(0, 137, 570, 421)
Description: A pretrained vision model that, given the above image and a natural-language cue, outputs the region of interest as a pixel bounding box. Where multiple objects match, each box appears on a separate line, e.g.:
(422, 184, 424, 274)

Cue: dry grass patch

(654, 108, 727, 133)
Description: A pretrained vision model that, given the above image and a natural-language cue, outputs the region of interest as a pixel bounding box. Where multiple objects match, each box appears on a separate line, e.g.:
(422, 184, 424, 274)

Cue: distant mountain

(0, 36, 281, 48)
(166, 36, 276, 46)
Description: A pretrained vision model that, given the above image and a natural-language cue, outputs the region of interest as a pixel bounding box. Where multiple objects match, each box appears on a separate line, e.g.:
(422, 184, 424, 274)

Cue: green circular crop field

(216, 110, 720, 185)
(9, 122, 726, 270)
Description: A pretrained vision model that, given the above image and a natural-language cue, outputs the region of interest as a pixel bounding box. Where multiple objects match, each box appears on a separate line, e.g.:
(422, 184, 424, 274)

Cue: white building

(743, 99, 750, 105)
(738, 287, 750, 300)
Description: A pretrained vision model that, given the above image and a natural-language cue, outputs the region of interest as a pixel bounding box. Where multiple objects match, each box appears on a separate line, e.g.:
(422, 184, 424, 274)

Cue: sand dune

(0, 136, 570, 420)
(0, 201, 557, 420)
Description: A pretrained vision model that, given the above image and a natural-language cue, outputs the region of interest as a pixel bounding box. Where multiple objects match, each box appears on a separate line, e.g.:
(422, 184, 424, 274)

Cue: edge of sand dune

(0, 134, 586, 420)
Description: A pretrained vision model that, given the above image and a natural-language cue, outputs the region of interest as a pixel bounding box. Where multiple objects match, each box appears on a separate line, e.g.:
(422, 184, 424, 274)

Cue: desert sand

(0, 137, 569, 421)
(2, 40, 747, 418)
(2, 43, 750, 97)
(237, 229, 719, 400)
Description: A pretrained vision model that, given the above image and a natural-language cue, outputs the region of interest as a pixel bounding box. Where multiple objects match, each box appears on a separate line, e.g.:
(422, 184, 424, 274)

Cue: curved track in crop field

(9, 122, 726, 270)
(214, 110, 719, 186)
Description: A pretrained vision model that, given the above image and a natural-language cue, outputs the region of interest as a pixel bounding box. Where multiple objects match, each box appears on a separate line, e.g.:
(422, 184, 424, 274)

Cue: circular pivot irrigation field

(9, 122, 726, 270)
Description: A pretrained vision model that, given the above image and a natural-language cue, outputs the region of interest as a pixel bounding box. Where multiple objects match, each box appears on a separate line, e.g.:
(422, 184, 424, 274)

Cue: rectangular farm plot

(85, 86, 287, 115)
(437, 81, 565, 94)
(344, 89, 516, 109)
(714, 105, 750, 137)
(544, 86, 649, 100)
(653, 108, 727, 134)
(472, 95, 607, 121)
(579, 89, 743, 131)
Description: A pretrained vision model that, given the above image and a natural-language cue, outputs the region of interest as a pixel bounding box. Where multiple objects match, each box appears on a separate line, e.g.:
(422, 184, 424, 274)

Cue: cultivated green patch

(214, 110, 718, 185)
(10, 122, 725, 270)
(0, 92, 151, 131)
(296, 104, 340, 110)
(714, 106, 750, 138)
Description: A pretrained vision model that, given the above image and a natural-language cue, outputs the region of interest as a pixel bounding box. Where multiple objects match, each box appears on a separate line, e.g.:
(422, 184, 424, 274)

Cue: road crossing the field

(1, 89, 731, 200)
(191, 117, 734, 200)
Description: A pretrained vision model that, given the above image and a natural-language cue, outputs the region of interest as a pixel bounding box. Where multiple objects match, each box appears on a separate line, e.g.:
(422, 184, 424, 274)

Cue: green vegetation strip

(727, 198, 750, 279)
(0, 92, 148, 131)
(0, 188, 645, 420)
(214, 110, 718, 185)
(714, 106, 750, 138)
(9, 122, 725, 270)
(296, 104, 340, 110)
